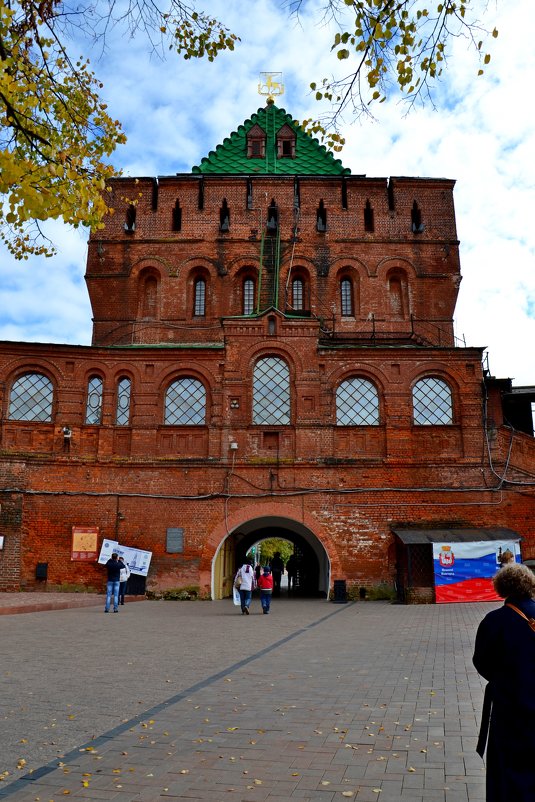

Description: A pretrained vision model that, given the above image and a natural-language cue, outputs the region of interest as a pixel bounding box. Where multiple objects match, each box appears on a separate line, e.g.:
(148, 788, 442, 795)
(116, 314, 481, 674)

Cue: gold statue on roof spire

(258, 72, 284, 102)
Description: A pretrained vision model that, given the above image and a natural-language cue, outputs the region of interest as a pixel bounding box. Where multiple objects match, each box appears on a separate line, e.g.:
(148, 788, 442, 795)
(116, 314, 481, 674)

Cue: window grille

(340, 278, 353, 316)
(165, 378, 206, 425)
(115, 377, 131, 426)
(194, 278, 206, 316)
(8, 373, 53, 421)
(252, 357, 290, 425)
(413, 377, 453, 424)
(292, 279, 304, 311)
(336, 378, 379, 425)
(85, 376, 103, 424)
(243, 279, 255, 315)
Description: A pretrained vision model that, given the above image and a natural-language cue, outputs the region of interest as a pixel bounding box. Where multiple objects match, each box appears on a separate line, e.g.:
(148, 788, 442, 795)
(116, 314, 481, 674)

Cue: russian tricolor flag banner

(433, 541, 521, 603)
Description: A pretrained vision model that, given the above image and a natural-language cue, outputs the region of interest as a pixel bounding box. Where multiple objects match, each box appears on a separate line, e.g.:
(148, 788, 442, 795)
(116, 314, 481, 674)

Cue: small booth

(393, 527, 522, 604)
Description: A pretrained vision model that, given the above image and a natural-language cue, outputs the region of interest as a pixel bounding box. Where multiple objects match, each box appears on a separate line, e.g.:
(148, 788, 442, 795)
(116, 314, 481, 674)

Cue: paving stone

(0, 595, 494, 802)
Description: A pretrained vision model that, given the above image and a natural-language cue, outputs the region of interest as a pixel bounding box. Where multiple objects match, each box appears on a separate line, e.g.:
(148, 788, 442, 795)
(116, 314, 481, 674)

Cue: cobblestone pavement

(0, 594, 494, 801)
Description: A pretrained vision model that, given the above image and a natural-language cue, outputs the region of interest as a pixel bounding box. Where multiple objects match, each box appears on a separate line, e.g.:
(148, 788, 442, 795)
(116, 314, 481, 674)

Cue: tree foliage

(1, 0, 497, 258)
(295, 0, 498, 150)
(0, 0, 237, 259)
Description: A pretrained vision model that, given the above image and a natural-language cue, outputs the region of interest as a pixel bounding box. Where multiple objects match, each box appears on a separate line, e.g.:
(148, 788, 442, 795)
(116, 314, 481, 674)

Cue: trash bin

(36, 562, 48, 580)
(333, 579, 347, 603)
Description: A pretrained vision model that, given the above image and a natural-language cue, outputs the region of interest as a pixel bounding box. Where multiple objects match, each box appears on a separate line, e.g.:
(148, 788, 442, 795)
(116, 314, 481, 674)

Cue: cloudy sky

(1, 0, 534, 385)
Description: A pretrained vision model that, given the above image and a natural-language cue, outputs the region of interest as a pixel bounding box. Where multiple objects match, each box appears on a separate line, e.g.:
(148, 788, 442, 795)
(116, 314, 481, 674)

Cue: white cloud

(1, 0, 534, 383)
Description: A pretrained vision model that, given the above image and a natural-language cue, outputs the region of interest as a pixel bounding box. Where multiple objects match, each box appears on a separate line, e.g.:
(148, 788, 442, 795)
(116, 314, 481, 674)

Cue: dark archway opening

(234, 526, 325, 598)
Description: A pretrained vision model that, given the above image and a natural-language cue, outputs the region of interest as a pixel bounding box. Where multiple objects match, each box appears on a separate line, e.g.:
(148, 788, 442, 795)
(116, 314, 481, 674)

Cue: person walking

(473, 562, 535, 801)
(286, 554, 297, 592)
(234, 560, 256, 615)
(118, 556, 131, 606)
(104, 553, 122, 613)
(270, 551, 284, 597)
(257, 565, 274, 614)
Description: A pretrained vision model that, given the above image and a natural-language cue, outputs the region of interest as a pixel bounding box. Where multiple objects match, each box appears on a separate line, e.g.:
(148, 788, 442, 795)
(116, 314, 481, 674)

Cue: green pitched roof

(192, 103, 350, 176)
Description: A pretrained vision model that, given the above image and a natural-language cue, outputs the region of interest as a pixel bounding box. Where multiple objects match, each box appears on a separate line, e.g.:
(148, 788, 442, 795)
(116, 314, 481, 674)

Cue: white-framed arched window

(115, 377, 132, 426)
(165, 378, 206, 425)
(413, 377, 453, 425)
(336, 377, 379, 425)
(85, 376, 103, 424)
(252, 357, 290, 425)
(8, 372, 53, 421)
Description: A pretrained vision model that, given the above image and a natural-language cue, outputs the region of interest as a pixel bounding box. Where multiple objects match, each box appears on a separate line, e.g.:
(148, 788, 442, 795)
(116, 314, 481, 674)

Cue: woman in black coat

(473, 563, 535, 802)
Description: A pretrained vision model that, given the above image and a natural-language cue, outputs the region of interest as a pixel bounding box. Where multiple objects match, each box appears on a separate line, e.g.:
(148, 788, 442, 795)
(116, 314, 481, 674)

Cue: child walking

(257, 565, 274, 614)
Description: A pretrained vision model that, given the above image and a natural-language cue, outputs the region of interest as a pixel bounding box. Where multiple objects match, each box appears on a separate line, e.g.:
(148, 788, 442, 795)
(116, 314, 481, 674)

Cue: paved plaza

(0, 593, 493, 801)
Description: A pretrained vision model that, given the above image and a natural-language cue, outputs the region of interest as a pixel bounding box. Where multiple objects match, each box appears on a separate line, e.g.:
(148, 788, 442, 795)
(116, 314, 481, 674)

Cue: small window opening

(172, 200, 182, 232)
(341, 177, 348, 210)
(246, 178, 253, 210)
(198, 178, 204, 211)
(124, 204, 136, 233)
(387, 179, 395, 211)
(293, 178, 300, 210)
(340, 278, 353, 316)
(411, 201, 424, 233)
(267, 200, 278, 235)
(194, 278, 206, 317)
(268, 316, 276, 335)
(276, 124, 296, 159)
(243, 278, 255, 315)
(220, 199, 230, 232)
(247, 125, 266, 159)
(364, 199, 374, 232)
(151, 178, 159, 211)
(316, 200, 327, 232)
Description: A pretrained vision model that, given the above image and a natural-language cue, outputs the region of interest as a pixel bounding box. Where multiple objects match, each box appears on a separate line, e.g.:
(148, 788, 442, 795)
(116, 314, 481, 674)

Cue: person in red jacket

(257, 566, 274, 614)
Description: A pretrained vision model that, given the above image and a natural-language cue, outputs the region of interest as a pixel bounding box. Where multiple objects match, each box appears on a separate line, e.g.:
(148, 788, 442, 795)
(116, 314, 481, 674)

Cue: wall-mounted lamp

(229, 442, 239, 451)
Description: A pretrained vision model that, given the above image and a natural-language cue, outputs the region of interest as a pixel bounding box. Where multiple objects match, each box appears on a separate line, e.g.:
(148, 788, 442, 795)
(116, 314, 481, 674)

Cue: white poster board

(98, 540, 152, 577)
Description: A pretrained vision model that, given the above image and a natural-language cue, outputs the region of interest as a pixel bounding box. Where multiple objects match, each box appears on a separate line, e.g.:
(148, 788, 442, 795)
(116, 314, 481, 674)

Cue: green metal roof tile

(192, 103, 350, 176)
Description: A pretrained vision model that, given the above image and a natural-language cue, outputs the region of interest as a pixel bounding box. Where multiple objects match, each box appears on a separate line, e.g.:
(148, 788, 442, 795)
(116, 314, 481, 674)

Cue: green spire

(192, 103, 350, 176)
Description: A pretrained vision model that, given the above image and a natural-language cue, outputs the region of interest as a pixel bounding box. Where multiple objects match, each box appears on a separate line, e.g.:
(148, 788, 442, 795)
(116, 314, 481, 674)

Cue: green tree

(257, 538, 294, 567)
(1, 0, 497, 258)
(0, 0, 237, 259)
(294, 0, 498, 149)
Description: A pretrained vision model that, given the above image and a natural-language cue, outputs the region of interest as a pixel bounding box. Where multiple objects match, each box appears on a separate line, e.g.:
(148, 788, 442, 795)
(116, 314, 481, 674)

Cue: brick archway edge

(199, 500, 341, 591)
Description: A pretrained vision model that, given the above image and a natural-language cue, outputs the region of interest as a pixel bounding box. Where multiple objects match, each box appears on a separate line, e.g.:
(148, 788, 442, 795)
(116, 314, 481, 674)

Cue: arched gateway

(210, 515, 332, 600)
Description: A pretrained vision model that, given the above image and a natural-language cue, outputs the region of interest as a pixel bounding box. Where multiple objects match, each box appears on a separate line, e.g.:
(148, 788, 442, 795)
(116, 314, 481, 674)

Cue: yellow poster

(71, 526, 99, 561)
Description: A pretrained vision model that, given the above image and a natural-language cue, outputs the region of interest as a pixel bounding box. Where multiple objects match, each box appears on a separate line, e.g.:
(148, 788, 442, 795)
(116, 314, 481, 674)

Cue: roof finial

(258, 72, 284, 104)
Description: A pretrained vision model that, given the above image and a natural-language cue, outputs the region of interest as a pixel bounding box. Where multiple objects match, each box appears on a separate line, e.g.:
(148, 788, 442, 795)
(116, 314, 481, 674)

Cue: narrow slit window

(243, 278, 255, 315)
(317, 200, 327, 232)
(364, 200, 374, 232)
(292, 278, 304, 311)
(340, 278, 353, 316)
(172, 200, 182, 232)
(194, 278, 206, 316)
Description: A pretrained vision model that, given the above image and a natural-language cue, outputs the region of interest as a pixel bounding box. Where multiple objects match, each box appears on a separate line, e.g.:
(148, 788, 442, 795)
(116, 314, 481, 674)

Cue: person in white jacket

(118, 556, 131, 606)
(234, 560, 256, 615)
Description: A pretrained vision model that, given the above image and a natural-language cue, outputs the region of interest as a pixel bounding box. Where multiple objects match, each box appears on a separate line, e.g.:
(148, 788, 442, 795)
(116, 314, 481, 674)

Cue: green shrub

(148, 585, 210, 601)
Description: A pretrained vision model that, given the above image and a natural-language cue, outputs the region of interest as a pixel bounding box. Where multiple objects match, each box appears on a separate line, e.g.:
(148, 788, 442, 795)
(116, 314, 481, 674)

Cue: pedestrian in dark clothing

(270, 551, 284, 597)
(104, 553, 122, 612)
(473, 562, 535, 802)
(286, 554, 297, 592)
